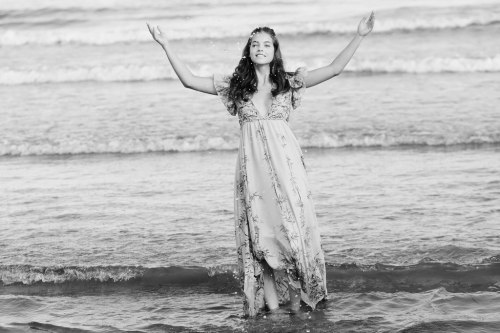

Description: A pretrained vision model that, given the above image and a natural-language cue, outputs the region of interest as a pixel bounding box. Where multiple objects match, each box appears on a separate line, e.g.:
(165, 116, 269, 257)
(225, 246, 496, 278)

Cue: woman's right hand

(147, 23, 168, 46)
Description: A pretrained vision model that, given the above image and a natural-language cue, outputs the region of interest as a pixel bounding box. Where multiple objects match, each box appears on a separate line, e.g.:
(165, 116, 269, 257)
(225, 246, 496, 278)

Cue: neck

(254, 64, 271, 85)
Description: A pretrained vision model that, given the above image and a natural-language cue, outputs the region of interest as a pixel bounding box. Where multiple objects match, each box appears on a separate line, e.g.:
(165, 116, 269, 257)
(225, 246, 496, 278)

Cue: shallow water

(2, 146, 500, 332)
(2, 146, 500, 267)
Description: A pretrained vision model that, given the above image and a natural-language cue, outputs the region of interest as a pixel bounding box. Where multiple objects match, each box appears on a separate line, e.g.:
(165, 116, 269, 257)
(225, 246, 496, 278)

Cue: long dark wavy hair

(228, 27, 292, 104)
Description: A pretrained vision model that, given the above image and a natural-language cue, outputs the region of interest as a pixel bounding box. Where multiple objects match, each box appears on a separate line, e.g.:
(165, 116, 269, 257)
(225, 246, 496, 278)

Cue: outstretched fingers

(146, 22, 155, 36)
(367, 11, 375, 26)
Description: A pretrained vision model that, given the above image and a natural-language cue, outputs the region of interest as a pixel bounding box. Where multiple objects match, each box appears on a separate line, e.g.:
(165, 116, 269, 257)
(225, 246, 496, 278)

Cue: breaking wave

(0, 131, 499, 156)
(1, 55, 500, 86)
(2, 255, 500, 294)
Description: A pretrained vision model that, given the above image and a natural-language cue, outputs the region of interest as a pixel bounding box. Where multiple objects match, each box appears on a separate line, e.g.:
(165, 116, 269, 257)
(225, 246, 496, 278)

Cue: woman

(147, 12, 374, 317)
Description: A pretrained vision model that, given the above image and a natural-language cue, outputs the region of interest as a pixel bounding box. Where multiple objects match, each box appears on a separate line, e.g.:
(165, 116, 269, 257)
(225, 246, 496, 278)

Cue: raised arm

(147, 23, 217, 95)
(304, 12, 375, 88)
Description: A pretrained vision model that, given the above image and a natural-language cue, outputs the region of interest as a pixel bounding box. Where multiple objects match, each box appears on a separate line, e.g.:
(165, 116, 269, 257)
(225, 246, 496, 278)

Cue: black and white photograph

(1, 0, 499, 332)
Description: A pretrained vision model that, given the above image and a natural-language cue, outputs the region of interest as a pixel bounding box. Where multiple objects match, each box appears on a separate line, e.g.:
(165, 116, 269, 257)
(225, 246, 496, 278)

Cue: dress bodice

(213, 69, 307, 126)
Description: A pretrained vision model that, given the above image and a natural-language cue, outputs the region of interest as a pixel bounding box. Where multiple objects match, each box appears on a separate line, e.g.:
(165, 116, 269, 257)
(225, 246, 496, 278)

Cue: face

(249, 32, 275, 65)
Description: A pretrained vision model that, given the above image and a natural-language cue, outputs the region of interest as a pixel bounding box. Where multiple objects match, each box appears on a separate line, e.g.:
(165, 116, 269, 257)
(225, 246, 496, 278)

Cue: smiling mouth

(256, 54, 266, 57)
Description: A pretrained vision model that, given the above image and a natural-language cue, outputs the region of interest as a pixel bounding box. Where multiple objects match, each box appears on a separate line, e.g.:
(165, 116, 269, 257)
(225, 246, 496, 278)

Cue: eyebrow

(251, 41, 272, 44)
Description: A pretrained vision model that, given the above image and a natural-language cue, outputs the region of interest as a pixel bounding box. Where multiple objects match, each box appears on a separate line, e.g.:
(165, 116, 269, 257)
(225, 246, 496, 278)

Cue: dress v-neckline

(250, 97, 274, 118)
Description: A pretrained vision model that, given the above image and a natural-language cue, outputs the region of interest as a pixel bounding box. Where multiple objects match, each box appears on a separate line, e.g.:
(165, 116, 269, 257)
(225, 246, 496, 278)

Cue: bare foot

(263, 306, 291, 320)
(269, 306, 290, 315)
(290, 303, 301, 313)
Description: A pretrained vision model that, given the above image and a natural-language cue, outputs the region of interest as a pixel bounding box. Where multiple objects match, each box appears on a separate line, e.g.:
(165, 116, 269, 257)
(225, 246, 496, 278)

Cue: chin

(252, 59, 272, 66)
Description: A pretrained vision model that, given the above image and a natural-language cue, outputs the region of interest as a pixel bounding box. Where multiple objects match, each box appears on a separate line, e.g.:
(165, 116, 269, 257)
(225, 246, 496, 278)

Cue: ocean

(1, 0, 500, 332)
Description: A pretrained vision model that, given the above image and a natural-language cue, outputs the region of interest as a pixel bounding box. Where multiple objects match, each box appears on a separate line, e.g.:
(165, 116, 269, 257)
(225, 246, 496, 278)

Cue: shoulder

(213, 73, 231, 86)
(213, 74, 233, 93)
(213, 74, 237, 115)
(286, 67, 308, 89)
(214, 73, 232, 82)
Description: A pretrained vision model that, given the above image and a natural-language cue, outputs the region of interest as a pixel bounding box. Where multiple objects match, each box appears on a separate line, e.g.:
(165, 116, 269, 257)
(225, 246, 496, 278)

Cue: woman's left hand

(357, 11, 375, 36)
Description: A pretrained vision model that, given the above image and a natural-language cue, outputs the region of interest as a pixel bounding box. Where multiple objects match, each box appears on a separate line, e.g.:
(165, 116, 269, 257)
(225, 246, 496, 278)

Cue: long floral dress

(213, 69, 327, 317)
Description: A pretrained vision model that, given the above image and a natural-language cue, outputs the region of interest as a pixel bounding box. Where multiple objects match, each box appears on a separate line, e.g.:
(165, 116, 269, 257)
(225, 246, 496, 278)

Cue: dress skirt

(234, 119, 327, 316)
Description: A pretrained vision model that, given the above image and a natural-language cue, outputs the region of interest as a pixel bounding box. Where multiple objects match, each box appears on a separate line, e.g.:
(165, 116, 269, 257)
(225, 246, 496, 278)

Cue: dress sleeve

(213, 74, 237, 116)
(288, 67, 308, 110)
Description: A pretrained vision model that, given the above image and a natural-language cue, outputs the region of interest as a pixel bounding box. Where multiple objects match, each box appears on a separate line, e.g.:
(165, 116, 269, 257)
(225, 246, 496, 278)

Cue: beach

(1, 0, 500, 332)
